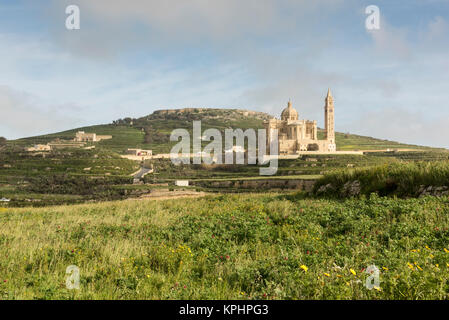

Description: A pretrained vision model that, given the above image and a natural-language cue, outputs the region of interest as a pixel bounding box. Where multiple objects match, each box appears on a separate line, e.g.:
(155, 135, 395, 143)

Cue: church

(264, 89, 336, 154)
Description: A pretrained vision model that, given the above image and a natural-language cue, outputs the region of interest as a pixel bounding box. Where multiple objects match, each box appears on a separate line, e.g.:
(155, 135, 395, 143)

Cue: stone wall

(191, 178, 316, 191)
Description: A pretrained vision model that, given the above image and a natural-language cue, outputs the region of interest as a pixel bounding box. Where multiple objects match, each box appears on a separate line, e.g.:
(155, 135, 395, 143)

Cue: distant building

(126, 148, 152, 156)
(74, 131, 112, 142)
(264, 89, 336, 154)
(175, 180, 189, 187)
(48, 142, 85, 149)
(26, 144, 51, 152)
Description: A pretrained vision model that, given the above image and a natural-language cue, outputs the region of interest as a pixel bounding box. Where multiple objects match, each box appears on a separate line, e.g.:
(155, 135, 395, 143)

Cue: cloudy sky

(0, 0, 448, 148)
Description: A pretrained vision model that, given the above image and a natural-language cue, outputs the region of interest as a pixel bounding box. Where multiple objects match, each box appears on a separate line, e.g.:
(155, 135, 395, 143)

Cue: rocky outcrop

(316, 183, 335, 195)
(341, 180, 361, 197)
(315, 180, 360, 197)
(191, 179, 316, 191)
(150, 108, 271, 121)
(418, 185, 449, 197)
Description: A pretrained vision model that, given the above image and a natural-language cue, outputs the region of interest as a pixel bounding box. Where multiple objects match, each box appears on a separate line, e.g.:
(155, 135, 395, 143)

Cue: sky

(0, 0, 449, 148)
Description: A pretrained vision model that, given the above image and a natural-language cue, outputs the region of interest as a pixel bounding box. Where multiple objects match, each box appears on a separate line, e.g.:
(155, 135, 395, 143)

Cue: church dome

(281, 101, 298, 121)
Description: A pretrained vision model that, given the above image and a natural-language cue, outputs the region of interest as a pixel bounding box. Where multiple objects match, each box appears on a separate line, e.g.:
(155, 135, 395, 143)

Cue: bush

(313, 161, 449, 198)
(22, 174, 133, 197)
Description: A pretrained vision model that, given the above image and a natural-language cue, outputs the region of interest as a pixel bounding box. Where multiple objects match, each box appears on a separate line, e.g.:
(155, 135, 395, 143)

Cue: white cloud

(0, 85, 81, 139)
(426, 16, 448, 40)
(44, 0, 348, 59)
(367, 16, 411, 59)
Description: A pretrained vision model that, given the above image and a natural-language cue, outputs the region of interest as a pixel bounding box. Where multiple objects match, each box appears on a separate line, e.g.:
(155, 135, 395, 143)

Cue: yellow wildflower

(350, 268, 356, 276)
(382, 266, 388, 271)
(300, 265, 308, 272)
(373, 286, 381, 291)
(324, 273, 330, 277)
(444, 248, 449, 253)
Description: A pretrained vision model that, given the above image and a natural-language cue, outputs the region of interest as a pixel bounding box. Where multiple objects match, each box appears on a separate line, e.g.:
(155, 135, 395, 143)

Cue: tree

(143, 126, 154, 144)
(0, 137, 6, 146)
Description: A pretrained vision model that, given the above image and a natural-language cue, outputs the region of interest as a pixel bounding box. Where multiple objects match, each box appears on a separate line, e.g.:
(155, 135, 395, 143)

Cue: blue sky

(1, 0, 449, 148)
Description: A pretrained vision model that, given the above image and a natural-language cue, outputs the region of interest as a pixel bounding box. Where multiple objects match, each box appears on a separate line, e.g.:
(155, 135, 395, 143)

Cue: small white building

(75, 131, 112, 142)
(175, 180, 189, 187)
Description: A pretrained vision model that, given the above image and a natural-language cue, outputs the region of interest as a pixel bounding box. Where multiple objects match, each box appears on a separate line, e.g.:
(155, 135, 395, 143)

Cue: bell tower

(324, 88, 335, 143)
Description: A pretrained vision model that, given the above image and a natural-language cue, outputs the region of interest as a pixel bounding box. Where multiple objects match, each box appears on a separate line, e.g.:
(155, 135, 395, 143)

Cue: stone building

(126, 148, 152, 156)
(264, 89, 336, 154)
(74, 131, 112, 142)
(26, 144, 51, 152)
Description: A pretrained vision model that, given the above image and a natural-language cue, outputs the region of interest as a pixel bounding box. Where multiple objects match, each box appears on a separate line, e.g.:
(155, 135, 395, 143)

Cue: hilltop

(10, 107, 443, 154)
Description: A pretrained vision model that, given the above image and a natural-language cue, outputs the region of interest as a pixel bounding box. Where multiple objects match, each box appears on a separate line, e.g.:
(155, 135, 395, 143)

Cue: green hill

(2, 108, 449, 207)
(10, 108, 443, 154)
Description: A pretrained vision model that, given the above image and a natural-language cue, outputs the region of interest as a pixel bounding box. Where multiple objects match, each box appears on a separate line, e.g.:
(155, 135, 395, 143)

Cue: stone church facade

(264, 89, 336, 154)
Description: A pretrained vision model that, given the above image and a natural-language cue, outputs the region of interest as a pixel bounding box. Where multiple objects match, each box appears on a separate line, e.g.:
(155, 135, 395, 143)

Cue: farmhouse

(126, 148, 152, 156)
(74, 131, 112, 142)
(26, 144, 51, 152)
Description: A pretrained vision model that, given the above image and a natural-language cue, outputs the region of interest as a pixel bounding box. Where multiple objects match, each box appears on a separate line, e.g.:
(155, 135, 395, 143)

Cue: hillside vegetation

(11, 108, 442, 154)
(0, 147, 140, 206)
(1, 193, 449, 299)
(313, 161, 449, 198)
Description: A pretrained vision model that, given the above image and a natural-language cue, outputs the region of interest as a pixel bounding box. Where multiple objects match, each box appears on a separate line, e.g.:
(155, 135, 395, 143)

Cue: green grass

(333, 131, 437, 151)
(1, 193, 449, 299)
(0, 147, 138, 183)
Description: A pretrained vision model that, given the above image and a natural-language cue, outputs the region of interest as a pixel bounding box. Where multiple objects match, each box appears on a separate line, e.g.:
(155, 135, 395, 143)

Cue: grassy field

(1, 193, 449, 299)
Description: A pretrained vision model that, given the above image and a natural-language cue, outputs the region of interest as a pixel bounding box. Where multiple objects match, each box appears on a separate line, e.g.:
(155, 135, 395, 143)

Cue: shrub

(313, 161, 449, 198)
